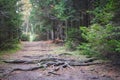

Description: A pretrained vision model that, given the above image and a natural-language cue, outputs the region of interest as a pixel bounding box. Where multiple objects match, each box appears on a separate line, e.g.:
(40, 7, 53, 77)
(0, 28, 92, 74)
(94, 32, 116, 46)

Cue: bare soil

(0, 41, 120, 80)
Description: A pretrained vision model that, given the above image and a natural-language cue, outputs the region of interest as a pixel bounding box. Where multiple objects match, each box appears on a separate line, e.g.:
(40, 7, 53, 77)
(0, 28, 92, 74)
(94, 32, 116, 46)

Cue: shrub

(0, 39, 20, 50)
(78, 24, 114, 57)
(116, 40, 120, 52)
(65, 28, 83, 50)
(21, 33, 29, 41)
(65, 40, 75, 50)
(77, 43, 94, 56)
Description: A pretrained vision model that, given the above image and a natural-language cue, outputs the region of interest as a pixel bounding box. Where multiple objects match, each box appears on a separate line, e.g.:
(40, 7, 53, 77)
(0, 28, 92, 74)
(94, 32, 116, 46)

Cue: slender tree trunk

(51, 30, 54, 40)
(53, 21, 56, 40)
(47, 30, 50, 40)
(65, 20, 68, 40)
(25, 19, 29, 34)
(70, 19, 73, 28)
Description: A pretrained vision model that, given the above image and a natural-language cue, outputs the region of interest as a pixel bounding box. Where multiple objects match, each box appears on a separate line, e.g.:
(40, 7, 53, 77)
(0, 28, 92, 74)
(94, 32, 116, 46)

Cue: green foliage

(0, 43, 21, 56)
(116, 41, 120, 52)
(91, 8, 113, 24)
(107, 40, 120, 53)
(0, 39, 20, 50)
(21, 33, 29, 41)
(65, 28, 83, 50)
(67, 28, 82, 41)
(77, 43, 93, 56)
(53, 0, 75, 20)
(78, 22, 120, 59)
(29, 0, 75, 40)
(29, 0, 53, 35)
(77, 0, 120, 60)
(0, 0, 22, 50)
(81, 24, 112, 43)
(29, 0, 120, 60)
(90, 0, 115, 25)
(78, 24, 114, 56)
(65, 41, 74, 50)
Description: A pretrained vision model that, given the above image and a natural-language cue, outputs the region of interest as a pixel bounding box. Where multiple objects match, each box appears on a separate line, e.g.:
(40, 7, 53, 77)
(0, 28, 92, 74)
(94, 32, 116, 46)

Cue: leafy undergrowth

(50, 44, 95, 61)
(51, 43, 110, 63)
(0, 43, 22, 58)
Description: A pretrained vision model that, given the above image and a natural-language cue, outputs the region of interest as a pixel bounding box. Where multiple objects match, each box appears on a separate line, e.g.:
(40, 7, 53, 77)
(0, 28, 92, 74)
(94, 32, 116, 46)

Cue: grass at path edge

(0, 43, 22, 56)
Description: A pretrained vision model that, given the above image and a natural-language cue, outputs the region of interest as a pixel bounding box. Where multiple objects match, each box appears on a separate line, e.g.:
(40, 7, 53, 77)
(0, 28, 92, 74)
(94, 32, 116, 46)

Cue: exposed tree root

(2, 57, 96, 64)
(11, 65, 44, 72)
(48, 71, 60, 75)
(1, 54, 109, 76)
(58, 53, 73, 56)
(2, 60, 26, 63)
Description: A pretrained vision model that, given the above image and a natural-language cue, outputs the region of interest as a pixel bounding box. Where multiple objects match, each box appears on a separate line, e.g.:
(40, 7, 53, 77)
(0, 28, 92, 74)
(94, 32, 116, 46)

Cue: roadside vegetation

(0, 0, 120, 61)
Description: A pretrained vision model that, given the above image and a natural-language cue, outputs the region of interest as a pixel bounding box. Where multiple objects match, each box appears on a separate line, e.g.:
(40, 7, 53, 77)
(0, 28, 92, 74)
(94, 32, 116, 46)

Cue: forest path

(1, 41, 54, 59)
(0, 41, 120, 80)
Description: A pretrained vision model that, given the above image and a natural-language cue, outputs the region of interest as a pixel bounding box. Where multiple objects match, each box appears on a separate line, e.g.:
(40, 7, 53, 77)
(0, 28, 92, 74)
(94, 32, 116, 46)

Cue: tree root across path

(0, 54, 109, 76)
(2, 58, 101, 66)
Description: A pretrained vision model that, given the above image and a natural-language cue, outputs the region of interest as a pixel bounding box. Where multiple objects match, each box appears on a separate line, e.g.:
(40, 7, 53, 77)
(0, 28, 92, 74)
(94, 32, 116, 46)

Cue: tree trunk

(65, 20, 68, 40)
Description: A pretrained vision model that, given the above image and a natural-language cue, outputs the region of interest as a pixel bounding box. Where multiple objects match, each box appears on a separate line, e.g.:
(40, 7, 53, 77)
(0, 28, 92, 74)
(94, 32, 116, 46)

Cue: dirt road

(0, 41, 120, 80)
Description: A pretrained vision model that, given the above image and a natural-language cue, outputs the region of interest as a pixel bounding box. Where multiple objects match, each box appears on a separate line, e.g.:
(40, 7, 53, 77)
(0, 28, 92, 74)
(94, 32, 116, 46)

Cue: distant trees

(0, 0, 22, 50)
(29, 0, 93, 41)
(0, 0, 120, 60)
(29, 0, 120, 59)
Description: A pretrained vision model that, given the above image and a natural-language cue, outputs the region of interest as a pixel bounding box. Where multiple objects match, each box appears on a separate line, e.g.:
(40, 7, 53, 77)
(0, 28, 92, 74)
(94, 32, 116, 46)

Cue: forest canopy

(0, 0, 120, 60)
